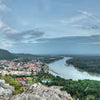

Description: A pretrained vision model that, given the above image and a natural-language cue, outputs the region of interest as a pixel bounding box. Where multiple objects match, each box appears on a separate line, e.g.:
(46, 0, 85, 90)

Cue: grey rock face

(0, 80, 15, 100)
(11, 83, 73, 100)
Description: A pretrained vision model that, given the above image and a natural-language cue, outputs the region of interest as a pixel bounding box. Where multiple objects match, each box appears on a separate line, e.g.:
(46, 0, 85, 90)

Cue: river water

(48, 57, 100, 81)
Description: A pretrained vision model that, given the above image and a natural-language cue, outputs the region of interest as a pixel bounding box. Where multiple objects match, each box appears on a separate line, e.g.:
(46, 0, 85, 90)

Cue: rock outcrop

(0, 80, 15, 100)
(11, 83, 73, 100)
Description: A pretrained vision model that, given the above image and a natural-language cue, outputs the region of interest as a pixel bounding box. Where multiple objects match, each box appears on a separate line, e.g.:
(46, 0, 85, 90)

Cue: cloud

(0, 39, 13, 49)
(78, 10, 92, 16)
(37, 35, 100, 46)
(61, 10, 100, 31)
(79, 42, 100, 45)
(61, 15, 86, 24)
(0, 19, 45, 50)
(60, 11, 100, 31)
(60, 11, 91, 24)
(0, 18, 45, 50)
(0, 0, 11, 12)
(91, 42, 100, 44)
(0, 4, 6, 11)
(72, 24, 100, 30)
(0, 21, 3, 28)
(0, 20, 18, 33)
(0, 20, 16, 49)
(0, 42, 13, 48)
(0, 0, 4, 3)
(3, 26, 18, 33)
(5, 30, 44, 43)
(41, 0, 51, 11)
(0, 28, 45, 49)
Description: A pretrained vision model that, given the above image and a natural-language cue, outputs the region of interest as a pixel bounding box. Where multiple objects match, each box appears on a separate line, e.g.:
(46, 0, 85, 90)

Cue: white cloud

(0, 0, 11, 11)
(60, 11, 92, 24)
(78, 10, 92, 16)
(0, 20, 18, 49)
(0, 21, 3, 28)
(0, 39, 13, 49)
(0, 4, 6, 11)
(0, 20, 18, 34)
(60, 10, 100, 33)
(3, 26, 18, 34)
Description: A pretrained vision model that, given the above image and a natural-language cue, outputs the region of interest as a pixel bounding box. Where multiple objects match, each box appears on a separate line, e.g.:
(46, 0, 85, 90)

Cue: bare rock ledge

(11, 83, 73, 100)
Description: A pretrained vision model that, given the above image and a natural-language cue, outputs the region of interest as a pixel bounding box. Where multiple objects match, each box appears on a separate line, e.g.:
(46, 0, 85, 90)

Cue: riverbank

(48, 57, 100, 81)
(38, 71, 100, 100)
(67, 56, 100, 74)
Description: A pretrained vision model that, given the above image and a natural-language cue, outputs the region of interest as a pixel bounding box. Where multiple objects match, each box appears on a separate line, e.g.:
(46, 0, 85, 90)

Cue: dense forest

(67, 56, 100, 74)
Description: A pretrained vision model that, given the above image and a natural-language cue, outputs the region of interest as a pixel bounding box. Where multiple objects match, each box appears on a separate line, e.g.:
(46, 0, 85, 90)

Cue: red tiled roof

(21, 86, 26, 89)
(16, 78, 27, 82)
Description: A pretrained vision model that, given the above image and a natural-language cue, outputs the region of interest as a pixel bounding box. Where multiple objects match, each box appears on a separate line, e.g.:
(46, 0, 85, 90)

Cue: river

(48, 57, 100, 81)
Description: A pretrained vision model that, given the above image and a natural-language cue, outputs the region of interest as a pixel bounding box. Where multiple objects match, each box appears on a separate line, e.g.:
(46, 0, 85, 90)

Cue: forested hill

(15, 53, 63, 63)
(0, 49, 63, 63)
(67, 56, 100, 74)
(0, 49, 17, 60)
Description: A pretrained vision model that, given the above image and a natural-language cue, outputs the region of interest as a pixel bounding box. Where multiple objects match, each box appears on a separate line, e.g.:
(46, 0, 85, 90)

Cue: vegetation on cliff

(1, 70, 100, 100)
(37, 71, 100, 100)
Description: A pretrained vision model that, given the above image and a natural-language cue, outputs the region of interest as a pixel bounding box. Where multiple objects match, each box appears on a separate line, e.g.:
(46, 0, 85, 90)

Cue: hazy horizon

(0, 0, 100, 55)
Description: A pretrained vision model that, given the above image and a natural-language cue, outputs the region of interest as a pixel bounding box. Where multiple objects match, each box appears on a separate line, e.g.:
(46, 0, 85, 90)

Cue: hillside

(0, 49, 17, 60)
(0, 48, 63, 63)
(15, 53, 63, 63)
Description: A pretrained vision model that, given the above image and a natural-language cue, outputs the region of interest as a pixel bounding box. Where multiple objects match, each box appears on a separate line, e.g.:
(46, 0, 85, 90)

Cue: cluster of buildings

(0, 59, 50, 95)
(16, 78, 28, 91)
(0, 59, 49, 76)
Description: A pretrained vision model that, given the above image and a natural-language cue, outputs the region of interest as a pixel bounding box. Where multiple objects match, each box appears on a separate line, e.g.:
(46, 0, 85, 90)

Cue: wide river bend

(48, 57, 100, 81)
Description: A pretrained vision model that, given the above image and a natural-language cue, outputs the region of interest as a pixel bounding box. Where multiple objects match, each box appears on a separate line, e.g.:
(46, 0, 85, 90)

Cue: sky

(0, 0, 100, 55)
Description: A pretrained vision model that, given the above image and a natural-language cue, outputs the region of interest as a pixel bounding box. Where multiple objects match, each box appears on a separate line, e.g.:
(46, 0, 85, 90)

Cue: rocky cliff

(0, 80, 15, 100)
(11, 83, 73, 100)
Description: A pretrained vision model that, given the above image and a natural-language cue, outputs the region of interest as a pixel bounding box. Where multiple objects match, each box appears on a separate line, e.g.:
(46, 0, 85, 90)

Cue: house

(16, 78, 28, 85)
(21, 86, 27, 91)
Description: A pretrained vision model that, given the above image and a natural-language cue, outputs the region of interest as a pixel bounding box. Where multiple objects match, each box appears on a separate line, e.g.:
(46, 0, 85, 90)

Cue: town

(0, 58, 50, 99)
(0, 59, 49, 76)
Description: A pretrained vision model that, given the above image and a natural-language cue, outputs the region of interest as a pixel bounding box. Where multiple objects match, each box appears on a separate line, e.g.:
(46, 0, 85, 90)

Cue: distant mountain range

(0, 49, 63, 63)
(0, 49, 38, 60)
